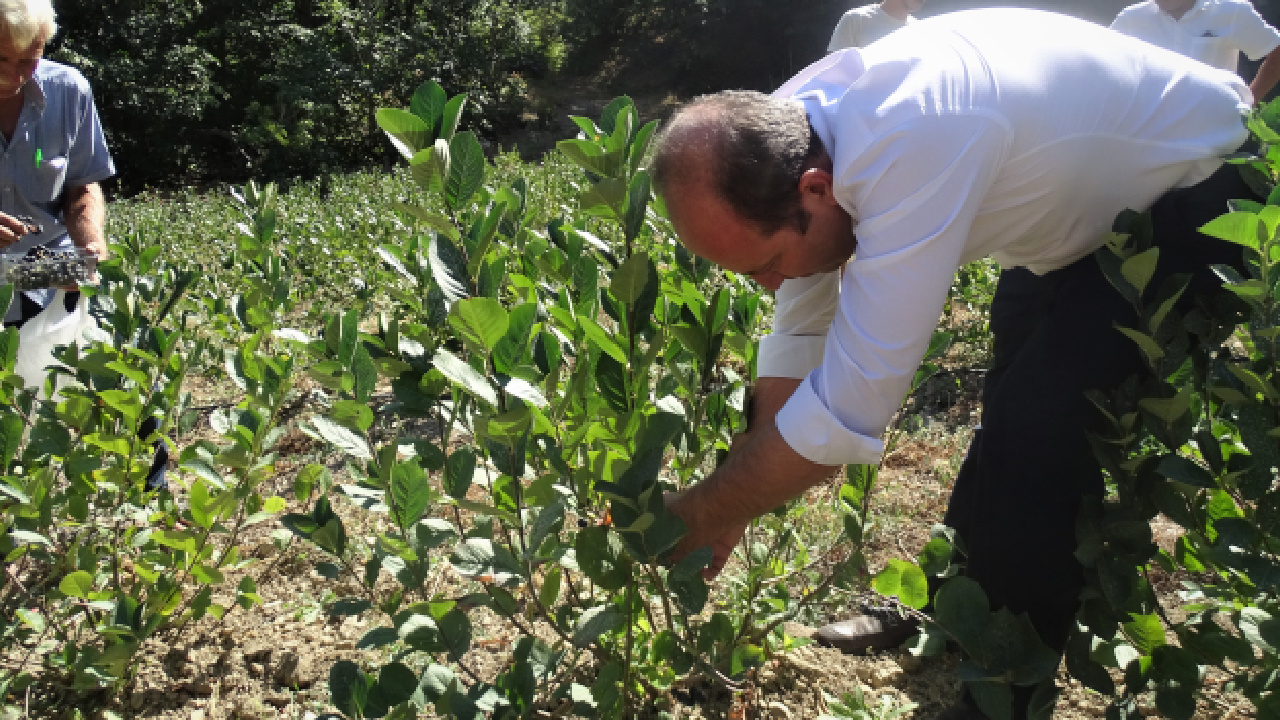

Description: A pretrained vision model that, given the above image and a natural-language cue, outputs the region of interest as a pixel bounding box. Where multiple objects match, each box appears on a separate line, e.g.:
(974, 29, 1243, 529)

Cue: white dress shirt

(764, 8, 1252, 466)
(828, 4, 915, 52)
(1111, 0, 1280, 72)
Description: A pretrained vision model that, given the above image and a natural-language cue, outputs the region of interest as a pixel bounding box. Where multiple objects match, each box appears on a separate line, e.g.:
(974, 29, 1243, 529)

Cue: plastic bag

(14, 289, 93, 397)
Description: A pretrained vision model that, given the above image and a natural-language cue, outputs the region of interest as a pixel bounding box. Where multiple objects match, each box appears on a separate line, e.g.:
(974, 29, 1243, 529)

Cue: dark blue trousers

(943, 162, 1252, 657)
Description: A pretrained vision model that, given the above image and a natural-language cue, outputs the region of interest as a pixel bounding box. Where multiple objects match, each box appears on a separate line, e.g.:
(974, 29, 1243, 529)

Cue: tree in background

(47, 0, 549, 190)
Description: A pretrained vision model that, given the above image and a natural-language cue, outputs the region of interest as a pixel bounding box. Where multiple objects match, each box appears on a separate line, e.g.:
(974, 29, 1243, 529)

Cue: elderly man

(1111, 0, 1280, 101)
(656, 8, 1252, 718)
(827, 0, 926, 51)
(0, 0, 112, 326)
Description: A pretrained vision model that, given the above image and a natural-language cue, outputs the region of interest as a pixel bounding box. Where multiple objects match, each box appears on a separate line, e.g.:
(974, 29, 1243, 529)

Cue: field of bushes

(5, 65, 1280, 720)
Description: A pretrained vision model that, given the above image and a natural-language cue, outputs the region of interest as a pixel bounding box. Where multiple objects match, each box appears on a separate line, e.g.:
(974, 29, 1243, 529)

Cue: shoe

(814, 604, 921, 654)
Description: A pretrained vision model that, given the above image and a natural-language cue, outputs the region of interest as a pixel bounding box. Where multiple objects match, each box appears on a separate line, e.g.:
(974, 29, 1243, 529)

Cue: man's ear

(797, 167, 839, 206)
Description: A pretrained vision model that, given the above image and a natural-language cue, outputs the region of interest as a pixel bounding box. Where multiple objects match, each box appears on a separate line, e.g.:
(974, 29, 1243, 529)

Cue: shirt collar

(1161, 0, 1209, 22)
(23, 66, 46, 113)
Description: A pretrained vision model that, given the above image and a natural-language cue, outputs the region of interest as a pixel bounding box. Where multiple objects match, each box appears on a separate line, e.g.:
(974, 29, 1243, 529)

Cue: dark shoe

(815, 605, 920, 654)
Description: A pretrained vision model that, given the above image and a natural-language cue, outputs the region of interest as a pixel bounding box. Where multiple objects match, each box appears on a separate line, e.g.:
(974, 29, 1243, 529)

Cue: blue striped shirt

(0, 59, 115, 321)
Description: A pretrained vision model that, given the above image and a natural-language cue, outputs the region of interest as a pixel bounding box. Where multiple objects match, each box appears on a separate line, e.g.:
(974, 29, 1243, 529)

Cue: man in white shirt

(1112, 0, 1280, 100)
(828, 0, 924, 51)
(654, 9, 1252, 717)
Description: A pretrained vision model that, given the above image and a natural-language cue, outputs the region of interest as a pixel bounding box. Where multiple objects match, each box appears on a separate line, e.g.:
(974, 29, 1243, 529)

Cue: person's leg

(943, 163, 1251, 716)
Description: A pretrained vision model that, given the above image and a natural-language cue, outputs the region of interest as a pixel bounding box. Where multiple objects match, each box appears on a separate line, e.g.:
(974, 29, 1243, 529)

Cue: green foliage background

(35, 0, 1193, 193)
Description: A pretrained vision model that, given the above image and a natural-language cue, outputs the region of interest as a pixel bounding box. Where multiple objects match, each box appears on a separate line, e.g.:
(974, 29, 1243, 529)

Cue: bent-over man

(656, 9, 1253, 718)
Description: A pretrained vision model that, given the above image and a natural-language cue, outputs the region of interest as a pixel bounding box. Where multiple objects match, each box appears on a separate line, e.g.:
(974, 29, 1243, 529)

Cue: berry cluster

(6, 246, 93, 290)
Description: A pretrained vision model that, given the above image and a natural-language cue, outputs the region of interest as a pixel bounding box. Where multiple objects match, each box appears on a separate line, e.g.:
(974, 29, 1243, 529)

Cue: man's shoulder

(840, 4, 882, 21)
(1114, 1, 1160, 20)
(35, 60, 93, 96)
(1203, 0, 1273, 16)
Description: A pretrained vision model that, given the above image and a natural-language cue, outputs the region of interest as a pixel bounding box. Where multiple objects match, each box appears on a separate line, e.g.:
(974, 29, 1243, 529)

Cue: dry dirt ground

(41, 363, 1248, 720)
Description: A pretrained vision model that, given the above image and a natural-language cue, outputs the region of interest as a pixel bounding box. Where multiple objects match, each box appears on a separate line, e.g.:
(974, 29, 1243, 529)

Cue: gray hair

(651, 90, 823, 235)
(0, 0, 55, 47)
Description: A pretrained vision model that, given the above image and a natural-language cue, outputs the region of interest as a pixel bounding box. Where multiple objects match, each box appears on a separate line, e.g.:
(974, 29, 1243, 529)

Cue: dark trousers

(943, 162, 1252, 659)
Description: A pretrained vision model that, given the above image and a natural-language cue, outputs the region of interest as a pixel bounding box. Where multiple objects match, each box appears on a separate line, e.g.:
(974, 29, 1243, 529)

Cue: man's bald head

(651, 90, 825, 236)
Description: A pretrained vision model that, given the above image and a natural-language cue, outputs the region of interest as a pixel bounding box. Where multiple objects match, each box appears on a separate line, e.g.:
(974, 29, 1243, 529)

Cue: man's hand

(0, 211, 38, 249)
(666, 489, 748, 579)
(663, 375, 839, 578)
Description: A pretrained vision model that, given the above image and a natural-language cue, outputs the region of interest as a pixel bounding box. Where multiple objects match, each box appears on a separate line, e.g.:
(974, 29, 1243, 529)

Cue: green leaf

(1156, 455, 1216, 489)
(449, 298, 509, 353)
(439, 94, 467, 142)
(429, 233, 469, 304)
(573, 605, 624, 648)
(0, 411, 26, 463)
(330, 660, 372, 719)
(294, 464, 329, 504)
(594, 353, 629, 414)
(444, 449, 476, 499)
(669, 547, 712, 614)
(450, 538, 523, 587)
(372, 661, 419, 708)
(580, 177, 627, 216)
(1200, 212, 1263, 249)
(917, 537, 954, 577)
(1115, 326, 1164, 363)
(377, 108, 431, 161)
(969, 682, 1014, 720)
(670, 324, 709, 359)
(391, 461, 435, 528)
(59, 571, 94, 599)
(410, 81, 447, 131)
(934, 577, 991, 653)
(1240, 607, 1280, 655)
(623, 170, 651, 242)
(310, 416, 372, 460)
(1120, 248, 1159, 295)
(432, 349, 498, 407)
(332, 399, 374, 433)
(312, 518, 348, 557)
(409, 142, 449, 194)
(390, 203, 459, 241)
(581, 319, 627, 363)
(610, 251, 652, 305)
(445, 131, 485, 211)
(1122, 612, 1166, 654)
(873, 559, 929, 609)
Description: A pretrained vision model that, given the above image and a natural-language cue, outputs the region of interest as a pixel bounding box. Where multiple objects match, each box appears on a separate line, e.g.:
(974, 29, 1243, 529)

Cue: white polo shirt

(763, 8, 1251, 466)
(828, 4, 915, 52)
(1110, 0, 1280, 72)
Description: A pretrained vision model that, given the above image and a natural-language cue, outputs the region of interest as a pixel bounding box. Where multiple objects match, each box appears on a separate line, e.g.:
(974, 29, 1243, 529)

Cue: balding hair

(651, 90, 824, 235)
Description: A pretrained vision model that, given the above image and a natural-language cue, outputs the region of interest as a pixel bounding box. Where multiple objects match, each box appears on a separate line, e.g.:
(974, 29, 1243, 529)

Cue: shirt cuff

(757, 334, 827, 378)
(775, 372, 885, 466)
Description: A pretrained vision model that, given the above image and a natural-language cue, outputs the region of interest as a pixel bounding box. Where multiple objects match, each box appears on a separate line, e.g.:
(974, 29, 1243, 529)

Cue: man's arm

(63, 183, 107, 260)
(667, 388, 839, 576)
(1252, 46, 1280, 103)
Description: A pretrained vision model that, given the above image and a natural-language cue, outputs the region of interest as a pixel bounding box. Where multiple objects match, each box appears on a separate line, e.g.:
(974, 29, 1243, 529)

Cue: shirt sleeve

(64, 82, 115, 188)
(757, 272, 841, 378)
(1109, 9, 1140, 36)
(828, 13, 859, 52)
(1226, 0, 1280, 61)
(775, 113, 1010, 466)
